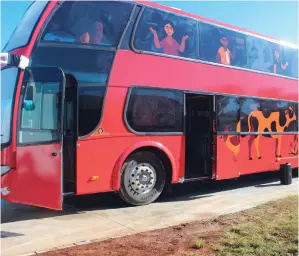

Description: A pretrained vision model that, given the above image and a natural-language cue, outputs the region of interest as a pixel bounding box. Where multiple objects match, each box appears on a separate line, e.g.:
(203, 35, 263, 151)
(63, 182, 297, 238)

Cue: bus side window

(279, 46, 298, 78)
(20, 82, 60, 144)
(199, 23, 246, 68)
(228, 31, 247, 68)
(216, 95, 240, 132)
(287, 102, 298, 132)
(239, 97, 261, 132)
(126, 88, 184, 133)
(198, 23, 220, 63)
(246, 36, 274, 73)
(42, 1, 133, 47)
(133, 8, 198, 59)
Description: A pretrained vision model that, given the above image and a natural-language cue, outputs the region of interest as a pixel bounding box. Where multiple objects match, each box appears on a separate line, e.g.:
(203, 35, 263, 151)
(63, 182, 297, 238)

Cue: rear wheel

(119, 151, 166, 206)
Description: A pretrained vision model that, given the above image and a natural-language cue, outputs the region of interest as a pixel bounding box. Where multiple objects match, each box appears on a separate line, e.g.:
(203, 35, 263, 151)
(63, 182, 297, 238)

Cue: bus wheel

(119, 151, 166, 206)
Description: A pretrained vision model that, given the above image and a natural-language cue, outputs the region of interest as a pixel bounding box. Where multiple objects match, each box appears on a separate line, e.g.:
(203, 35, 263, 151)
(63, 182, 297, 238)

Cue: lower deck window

(126, 87, 184, 133)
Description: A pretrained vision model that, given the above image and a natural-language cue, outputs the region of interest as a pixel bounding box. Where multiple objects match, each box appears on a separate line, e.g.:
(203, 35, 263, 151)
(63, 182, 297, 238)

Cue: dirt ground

(38, 212, 250, 256)
(40, 196, 298, 256)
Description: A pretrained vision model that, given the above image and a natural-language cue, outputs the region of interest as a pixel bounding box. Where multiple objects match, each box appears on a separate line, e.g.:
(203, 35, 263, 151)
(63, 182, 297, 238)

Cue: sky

(0, 0, 298, 48)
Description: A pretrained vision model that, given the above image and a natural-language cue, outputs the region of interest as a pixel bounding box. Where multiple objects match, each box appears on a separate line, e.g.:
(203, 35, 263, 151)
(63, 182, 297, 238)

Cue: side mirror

(23, 83, 36, 111)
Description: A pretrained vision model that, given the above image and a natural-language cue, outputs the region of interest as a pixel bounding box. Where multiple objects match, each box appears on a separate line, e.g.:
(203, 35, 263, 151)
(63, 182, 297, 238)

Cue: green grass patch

(214, 195, 298, 256)
(193, 238, 206, 249)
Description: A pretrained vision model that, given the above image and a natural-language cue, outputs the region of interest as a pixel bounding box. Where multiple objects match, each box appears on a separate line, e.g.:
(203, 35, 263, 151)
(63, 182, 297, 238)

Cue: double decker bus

(1, 0, 298, 210)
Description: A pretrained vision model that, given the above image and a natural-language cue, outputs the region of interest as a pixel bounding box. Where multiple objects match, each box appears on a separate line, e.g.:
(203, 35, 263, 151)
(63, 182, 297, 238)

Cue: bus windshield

(3, 1, 48, 52)
(1, 68, 19, 146)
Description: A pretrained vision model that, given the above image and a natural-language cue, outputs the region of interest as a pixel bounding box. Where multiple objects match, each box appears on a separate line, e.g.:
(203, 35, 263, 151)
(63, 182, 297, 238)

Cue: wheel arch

(112, 141, 177, 191)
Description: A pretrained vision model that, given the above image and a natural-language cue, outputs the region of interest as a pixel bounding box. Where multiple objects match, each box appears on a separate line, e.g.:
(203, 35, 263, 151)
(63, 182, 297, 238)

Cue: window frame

(36, 1, 135, 50)
(131, 6, 200, 61)
(124, 85, 185, 136)
(130, 5, 298, 81)
(31, 2, 137, 139)
(30, 44, 117, 139)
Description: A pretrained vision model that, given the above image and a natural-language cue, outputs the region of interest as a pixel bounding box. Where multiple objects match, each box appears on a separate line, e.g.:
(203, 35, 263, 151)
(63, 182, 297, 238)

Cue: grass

(212, 195, 298, 256)
(193, 239, 206, 249)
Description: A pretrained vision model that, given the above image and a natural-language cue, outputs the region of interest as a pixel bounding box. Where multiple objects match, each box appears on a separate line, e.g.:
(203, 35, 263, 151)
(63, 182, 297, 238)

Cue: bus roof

(135, 0, 299, 50)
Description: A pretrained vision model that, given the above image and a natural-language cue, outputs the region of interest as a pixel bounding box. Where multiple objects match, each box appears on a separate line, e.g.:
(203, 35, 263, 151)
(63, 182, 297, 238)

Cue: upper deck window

(247, 37, 298, 78)
(42, 1, 133, 47)
(246, 36, 274, 73)
(3, 1, 48, 52)
(277, 46, 298, 78)
(199, 22, 247, 68)
(133, 8, 198, 59)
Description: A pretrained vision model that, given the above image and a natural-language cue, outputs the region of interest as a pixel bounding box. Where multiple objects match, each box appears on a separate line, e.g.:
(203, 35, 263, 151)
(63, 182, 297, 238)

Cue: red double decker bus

(1, 1, 298, 210)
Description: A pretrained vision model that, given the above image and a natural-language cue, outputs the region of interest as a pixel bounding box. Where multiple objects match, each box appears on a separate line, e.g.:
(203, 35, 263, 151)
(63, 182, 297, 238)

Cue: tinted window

(19, 82, 61, 144)
(257, 100, 297, 132)
(287, 103, 298, 132)
(120, 6, 141, 50)
(3, 1, 48, 52)
(199, 23, 246, 68)
(274, 46, 298, 78)
(126, 88, 184, 133)
(246, 36, 274, 73)
(240, 97, 260, 132)
(42, 1, 132, 47)
(216, 96, 240, 132)
(1, 68, 19, 145)
(271, 44, 291, 76)
(134, 8, 197, 59)
(31, 46, 114, 136)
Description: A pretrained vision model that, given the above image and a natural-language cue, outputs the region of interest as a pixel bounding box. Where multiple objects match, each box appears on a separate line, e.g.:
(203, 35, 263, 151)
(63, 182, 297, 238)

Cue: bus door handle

(52, 150, 61, 157)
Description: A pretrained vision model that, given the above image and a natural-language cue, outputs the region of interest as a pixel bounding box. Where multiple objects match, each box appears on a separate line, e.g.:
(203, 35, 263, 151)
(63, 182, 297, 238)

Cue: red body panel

(76, 135, 184, 194)
(110, 50, 297, 101)
(2, 144, 62, 210)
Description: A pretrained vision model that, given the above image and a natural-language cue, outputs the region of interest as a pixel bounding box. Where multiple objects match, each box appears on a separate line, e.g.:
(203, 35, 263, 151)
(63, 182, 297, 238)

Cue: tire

(119, 151, 166, 206)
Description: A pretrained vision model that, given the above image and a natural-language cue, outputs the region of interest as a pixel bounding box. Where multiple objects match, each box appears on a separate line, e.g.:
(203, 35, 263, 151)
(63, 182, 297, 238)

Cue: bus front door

(15, 67, 66, 210)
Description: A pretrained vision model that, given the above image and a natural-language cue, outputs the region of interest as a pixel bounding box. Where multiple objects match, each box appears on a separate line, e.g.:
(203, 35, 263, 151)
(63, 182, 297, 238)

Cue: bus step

(63, 192, 75, 197)
(184, 176, 211, 182)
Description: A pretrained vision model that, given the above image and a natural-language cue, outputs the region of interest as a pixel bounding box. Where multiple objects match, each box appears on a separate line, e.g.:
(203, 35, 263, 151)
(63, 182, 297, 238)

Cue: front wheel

(119, 151, 166, 206)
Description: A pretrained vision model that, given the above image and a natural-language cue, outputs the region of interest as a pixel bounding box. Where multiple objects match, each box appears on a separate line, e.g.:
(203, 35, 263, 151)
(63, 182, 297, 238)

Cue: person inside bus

(273, 48, 288, 75)
(149, 20, 189, 56)
(216, 35, 234, 65)
(75, 21, 104, 45)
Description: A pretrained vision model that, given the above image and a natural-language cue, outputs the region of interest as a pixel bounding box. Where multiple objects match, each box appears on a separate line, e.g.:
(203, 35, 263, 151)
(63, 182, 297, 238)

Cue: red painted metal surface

(76, 136, 185, 194)
(2, 144, 63, 210)
(110, 50, 297, 101)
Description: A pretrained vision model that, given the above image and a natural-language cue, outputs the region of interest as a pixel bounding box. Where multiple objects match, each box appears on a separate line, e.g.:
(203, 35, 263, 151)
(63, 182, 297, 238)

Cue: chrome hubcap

(125, 162, 157, 196)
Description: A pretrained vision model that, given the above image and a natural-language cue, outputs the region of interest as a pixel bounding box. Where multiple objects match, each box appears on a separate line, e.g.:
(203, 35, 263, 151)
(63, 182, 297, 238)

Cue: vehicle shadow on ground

(1, 171, 297, 224)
